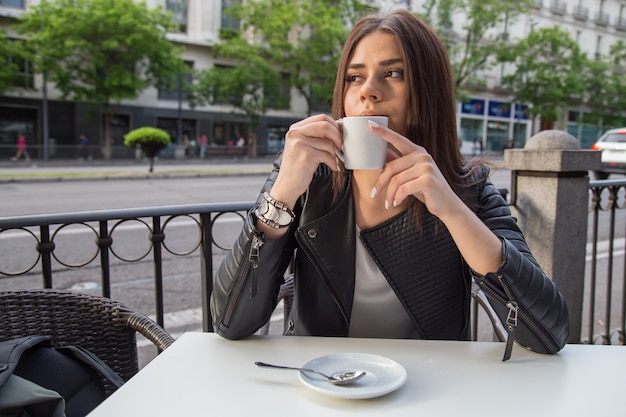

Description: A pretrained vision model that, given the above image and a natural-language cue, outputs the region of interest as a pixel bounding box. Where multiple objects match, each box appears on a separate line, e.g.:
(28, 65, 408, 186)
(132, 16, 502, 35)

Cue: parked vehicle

(591, 127, 626, 179)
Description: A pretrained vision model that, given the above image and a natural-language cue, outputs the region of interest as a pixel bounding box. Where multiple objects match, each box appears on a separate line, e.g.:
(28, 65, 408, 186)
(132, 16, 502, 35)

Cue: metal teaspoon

(254, 361, 367, 386)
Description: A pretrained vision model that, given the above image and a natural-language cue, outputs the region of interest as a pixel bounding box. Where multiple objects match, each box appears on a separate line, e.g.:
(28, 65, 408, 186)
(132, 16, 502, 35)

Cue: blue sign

(514, 104, 529, 120)
(461, 99, 485, 115)
(488, 101, 511, 118)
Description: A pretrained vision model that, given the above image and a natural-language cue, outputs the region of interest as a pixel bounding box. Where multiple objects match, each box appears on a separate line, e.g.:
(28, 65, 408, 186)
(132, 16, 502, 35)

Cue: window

(7, 39, 33, 89)
(166, 0, 188, 33)
(158, 61, 193, 101)
(212, 65, 237, 105)
(0, 0, 25, 8)
(221, 0, 240, 32)
(568, 111, 580, 123)
(157, 117, 196, 147)
(266, 72, 290, 110)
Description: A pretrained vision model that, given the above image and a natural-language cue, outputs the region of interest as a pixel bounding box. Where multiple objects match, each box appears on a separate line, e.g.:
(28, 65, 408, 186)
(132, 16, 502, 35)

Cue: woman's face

(343, 31, 408, 136)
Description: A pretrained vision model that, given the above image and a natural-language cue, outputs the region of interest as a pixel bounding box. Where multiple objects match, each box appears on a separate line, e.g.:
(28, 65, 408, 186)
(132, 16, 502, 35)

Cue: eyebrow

(347, 58, 404, 69)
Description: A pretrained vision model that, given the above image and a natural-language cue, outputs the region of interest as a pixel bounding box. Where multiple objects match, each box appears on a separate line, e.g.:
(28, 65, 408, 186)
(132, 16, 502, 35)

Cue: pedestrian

(11, 132, 30, 162)
(199, 134, 208, 159)
(210, 10, 569, 360)
(78, 134, 89, 160)
(183, 134, 190, 157)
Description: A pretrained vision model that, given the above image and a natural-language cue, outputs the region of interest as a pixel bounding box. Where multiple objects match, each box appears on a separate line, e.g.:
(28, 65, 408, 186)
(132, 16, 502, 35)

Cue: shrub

(124, 127, 171, 172)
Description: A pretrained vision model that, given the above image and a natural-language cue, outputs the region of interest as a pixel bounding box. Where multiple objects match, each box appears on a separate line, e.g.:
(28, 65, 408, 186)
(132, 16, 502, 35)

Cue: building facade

(434, 0, 626, 152)
(1, 0, 625, 159)
(0, 0, 306, 160)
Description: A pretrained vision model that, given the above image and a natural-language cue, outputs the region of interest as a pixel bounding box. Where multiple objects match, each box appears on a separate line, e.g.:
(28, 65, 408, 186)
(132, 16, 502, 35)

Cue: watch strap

(255, 192, 295, 229)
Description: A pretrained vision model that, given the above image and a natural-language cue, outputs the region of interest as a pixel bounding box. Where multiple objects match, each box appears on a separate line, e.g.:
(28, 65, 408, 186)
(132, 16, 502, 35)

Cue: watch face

(266, 205, 281, 222)
(258, 198, 270, 215)
(258, 194, 293, 227)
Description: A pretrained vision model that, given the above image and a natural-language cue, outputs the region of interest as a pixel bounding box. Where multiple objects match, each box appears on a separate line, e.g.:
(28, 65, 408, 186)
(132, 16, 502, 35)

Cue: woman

(211, 10, 569, 360)
(12, 132, 30, 162)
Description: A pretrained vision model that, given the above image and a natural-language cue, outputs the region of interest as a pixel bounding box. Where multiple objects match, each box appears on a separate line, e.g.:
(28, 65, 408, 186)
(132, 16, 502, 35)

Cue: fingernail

(384, 200, 389, 210)
(393, 200, 398, 208)
(368, 120, 380, 128)
(370, 187, 377, 198)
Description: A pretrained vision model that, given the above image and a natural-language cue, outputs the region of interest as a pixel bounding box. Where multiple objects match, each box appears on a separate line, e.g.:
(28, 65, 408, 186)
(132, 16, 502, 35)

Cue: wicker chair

(0, 289, 175, 394)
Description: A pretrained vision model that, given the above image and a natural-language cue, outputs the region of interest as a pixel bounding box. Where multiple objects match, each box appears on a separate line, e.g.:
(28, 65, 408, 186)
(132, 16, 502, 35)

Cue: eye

(385, 69, 403, 79)
(345, 74, 363, 83)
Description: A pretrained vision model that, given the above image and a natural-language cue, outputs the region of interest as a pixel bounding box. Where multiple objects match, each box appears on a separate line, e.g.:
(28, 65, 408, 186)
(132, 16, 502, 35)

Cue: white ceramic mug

(337, 116, 388, 170)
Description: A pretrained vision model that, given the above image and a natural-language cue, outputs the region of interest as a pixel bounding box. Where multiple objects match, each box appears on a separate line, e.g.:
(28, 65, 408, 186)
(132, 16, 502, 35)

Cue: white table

(88, 332, 625, 416)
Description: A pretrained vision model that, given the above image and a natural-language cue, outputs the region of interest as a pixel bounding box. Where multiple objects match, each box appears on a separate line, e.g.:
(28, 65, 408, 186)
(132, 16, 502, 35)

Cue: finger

(368, 120, 425, 156)
(385, 169, 426, 209)
(284, 126, 342, 172)
(289, 113, 334, 129)
(373, 152, 426, 199)
(287, 118, 343, 151)
(382, 157, 429, 207)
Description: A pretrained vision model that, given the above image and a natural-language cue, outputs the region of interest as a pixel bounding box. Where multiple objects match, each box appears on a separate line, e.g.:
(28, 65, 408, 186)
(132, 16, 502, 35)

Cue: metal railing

(588, 179, 626, 345)
(0, 202, 252, 332)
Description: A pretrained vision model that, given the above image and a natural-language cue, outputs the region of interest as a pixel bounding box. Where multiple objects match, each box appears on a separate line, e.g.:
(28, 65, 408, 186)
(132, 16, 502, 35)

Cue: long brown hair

(331, 10, 479, 201)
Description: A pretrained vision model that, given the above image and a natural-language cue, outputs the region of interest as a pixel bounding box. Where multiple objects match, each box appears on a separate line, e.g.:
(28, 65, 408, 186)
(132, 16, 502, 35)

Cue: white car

(591, 127, 626, 179)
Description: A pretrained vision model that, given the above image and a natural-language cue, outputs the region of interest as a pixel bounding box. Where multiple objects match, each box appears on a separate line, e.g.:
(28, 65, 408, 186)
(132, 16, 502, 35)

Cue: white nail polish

(370, 187, 377, 198)
(384, 200, 389, 210)
(368, 120, 380, 128)
(393, 200, 398, 208)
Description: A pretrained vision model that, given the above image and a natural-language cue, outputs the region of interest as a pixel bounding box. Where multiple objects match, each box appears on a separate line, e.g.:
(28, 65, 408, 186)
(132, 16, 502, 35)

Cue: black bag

(0, 335, 124, 417)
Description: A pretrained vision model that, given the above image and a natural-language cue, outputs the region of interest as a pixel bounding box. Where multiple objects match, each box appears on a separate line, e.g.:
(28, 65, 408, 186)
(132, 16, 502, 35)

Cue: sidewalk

(0, 156, 277, 183)
(0, 153, 505, 183)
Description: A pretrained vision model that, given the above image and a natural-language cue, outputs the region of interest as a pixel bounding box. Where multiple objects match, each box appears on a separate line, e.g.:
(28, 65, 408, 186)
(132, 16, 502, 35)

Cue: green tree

(419, 0, 535, 94)
(191, 40, 281, 132)
(236, 0, 373, 115)
(581, 41, 626, 128)
(498, 26, 586, 123)
(124, 127, 171, 173)
(0, 30, 26, 95)
(192, 0, 372, 120)
(16, 0, 186, 159)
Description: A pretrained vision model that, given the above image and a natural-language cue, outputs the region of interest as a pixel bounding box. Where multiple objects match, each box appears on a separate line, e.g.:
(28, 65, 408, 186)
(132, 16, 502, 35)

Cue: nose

(360, 78, 382, 102)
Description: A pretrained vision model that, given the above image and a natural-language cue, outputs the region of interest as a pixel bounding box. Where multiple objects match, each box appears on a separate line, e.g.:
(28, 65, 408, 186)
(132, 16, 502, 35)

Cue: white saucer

(297, 353, 407, 399)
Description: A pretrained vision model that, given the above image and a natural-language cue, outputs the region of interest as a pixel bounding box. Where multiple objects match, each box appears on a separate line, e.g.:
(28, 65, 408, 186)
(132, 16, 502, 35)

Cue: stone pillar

(504, 130, 601, 343)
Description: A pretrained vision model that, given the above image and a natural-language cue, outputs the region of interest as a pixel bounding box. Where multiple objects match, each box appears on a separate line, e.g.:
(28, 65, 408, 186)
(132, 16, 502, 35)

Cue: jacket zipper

(479, 274, 558, 360)
(221, 233, 264, 328)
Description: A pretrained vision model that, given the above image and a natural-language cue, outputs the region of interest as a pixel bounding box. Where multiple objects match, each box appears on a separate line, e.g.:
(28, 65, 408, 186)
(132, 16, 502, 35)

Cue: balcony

(550, 0, 567, 16)
(617, 17, 626, 32)
(573, 5, 589, 21)
(595, 11, 610, 27)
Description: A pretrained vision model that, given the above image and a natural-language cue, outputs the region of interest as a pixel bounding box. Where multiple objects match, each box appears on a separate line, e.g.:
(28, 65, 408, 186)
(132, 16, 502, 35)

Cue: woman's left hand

(369, 121, 503, 275)
(369, 122, 461, 221)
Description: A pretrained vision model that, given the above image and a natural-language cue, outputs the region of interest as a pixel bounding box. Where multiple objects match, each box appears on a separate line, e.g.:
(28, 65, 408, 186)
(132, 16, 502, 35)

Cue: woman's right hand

(269, 114, 342, 209)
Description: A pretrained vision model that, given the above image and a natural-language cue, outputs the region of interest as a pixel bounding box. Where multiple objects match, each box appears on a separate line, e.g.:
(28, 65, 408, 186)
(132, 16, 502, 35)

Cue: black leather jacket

(211, 159, 569, 357)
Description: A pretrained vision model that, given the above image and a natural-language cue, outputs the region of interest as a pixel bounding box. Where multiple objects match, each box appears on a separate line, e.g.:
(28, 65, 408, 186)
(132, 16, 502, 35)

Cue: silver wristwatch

(255, 192, 295, 229)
